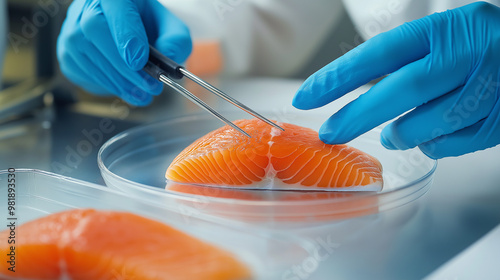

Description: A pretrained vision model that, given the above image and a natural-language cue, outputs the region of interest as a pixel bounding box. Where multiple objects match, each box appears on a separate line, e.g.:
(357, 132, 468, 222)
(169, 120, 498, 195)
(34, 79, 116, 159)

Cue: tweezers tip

(270, 122, 285, 131)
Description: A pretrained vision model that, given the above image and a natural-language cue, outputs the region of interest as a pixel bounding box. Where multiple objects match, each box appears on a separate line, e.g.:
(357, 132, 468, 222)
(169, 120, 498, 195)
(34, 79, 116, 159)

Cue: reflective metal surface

(0, 78, 499, 279)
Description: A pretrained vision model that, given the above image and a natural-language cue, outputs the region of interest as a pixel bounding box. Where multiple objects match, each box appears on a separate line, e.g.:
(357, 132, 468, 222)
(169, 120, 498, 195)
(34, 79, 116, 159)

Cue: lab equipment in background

(0, 0, 78, 171)
(1, 0, 75, 124)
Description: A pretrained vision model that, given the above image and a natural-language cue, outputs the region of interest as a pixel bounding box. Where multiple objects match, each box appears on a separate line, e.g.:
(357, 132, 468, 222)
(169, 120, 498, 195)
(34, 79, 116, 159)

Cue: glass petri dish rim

(97, 112, 438, 207)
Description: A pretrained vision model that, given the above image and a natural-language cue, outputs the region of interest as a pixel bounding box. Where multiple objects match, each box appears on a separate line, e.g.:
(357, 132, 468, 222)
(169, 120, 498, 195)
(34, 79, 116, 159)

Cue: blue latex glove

(57, 0, 192, 106)
(293, 2, 500, 159)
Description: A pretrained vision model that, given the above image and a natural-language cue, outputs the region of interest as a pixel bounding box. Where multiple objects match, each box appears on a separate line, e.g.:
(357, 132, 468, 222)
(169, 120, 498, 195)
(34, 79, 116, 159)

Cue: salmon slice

(0, 209, 251, 280)
(166, 119, 383, 191)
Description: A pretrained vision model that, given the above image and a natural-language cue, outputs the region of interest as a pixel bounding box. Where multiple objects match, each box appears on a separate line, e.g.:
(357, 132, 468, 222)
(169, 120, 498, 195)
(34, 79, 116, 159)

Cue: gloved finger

(61, 17, 155, 106)
(98, 0, 149, 70)
(148, 3, 192, 63)
(59, 55, 109, 95)
(318, 54, 466, 144)
(124, 87, 154, 106)
(79, 4, 163, 96)
(419, 121, 483, 159)
(380, 84, 495, 150)
(419, 120, 486, 159)
(74, 51, 127, 98)
(293, 16, 432, 110)
(57, 24, 113, 95)
(64, 0, 85, 22)
(58, 22, 143, 99)
(80, 46, 160, 103)
(419, 100, 500, 159)
(76, 49, 153, 106)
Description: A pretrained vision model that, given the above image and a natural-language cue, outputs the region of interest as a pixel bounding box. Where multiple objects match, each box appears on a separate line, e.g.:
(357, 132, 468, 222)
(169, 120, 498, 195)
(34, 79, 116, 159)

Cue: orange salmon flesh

(0, 209, 251, 280)
(166, 119, 383, 191)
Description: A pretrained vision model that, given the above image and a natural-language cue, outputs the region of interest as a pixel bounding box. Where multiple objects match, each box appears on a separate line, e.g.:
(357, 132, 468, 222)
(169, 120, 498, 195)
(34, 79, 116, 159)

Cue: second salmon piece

(166, 119, 383, 191)
(0, 209, 251, 280)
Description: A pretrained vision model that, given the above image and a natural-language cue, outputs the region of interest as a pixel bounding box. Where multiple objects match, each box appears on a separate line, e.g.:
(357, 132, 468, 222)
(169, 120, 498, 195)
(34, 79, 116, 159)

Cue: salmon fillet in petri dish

(166, 119, 383, 191)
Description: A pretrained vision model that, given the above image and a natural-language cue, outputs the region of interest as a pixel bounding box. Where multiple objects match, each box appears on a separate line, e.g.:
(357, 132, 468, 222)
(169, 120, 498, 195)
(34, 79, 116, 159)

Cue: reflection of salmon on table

(167, 182, 380, 223)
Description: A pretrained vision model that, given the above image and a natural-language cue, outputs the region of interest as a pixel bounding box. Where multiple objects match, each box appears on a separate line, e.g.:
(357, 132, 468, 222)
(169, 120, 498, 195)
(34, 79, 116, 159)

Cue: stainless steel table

(1, 78, 499, 279)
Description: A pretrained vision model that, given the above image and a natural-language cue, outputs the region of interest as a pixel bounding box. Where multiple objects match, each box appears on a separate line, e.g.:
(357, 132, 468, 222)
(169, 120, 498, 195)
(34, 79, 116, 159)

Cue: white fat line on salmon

(59, 232, 70, 280)
(353, 166, 382, 186)
(58, 259, 71, 280)
(235, 148, 261, 181)
(262, 124, 285, 189)
(58, 217, 90, 280)
(329, 150, 356, 188)
(317, 146, 343, 187)
(336, 154, 365, 188)
(284, 146, 331, 183)
(228, 149, 253, 183)
(270, 126, 282, 137)
(281, 146, 316, 181)
(317, 147, 347, 187)
(343, 159, 375, 187)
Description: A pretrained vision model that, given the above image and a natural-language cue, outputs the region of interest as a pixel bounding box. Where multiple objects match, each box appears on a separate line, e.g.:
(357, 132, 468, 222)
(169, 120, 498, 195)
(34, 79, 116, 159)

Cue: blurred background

(0, 0, 360, 180)
(1, 0, 360, 96)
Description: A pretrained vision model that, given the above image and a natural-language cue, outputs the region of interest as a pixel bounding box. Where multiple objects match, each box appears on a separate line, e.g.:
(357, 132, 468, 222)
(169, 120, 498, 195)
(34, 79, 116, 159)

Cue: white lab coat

(159, 0, 500, 77)
(158, 0, 344, 77)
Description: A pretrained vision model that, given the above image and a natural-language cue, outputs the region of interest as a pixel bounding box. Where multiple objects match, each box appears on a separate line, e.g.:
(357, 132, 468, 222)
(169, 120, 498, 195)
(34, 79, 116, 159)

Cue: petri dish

(0, 169, 311, 279)
(98, 111, 437, 225)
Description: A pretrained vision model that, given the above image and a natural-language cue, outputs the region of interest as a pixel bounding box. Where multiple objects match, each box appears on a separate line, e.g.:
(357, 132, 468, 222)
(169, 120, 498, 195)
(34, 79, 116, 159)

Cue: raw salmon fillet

(0, 209, 250, 280)
(166, 119, 383, 191)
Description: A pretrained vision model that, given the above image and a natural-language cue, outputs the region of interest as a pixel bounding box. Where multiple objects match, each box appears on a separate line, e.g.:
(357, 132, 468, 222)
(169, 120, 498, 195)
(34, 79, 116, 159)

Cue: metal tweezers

(143, 46, 284, 137)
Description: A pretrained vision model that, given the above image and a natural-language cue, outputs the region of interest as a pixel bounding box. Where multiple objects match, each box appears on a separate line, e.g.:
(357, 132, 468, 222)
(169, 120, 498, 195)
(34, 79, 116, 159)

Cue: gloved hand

(57, 0, 192, 106)
(293, 2, 500, 159)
